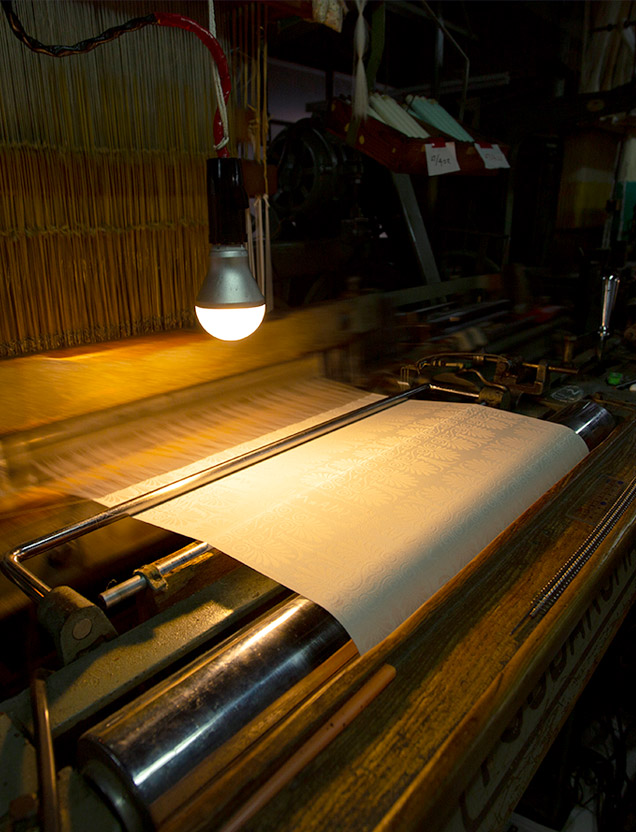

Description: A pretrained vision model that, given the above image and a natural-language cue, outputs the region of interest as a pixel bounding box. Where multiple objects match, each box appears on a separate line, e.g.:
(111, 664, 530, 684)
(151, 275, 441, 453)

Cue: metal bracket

(37, 587, 117, 665)
(133, 563, 169, 594)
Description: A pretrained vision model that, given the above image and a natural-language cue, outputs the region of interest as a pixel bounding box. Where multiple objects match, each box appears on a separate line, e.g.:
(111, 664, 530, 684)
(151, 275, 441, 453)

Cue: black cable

(1, 1, 156, 57)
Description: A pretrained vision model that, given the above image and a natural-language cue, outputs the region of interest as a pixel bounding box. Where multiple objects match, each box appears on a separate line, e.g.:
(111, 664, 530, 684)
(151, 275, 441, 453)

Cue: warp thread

(208, 0, 230, 151)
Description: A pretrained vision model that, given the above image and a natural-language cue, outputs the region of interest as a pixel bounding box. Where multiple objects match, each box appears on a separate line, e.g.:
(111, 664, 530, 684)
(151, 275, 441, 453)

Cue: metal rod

(597, 273, 620, 360)
(530, 474, 636, 619)
(3, 384, 431, 602)
(392, 172, 442, 286)
(512, 472, 636, 636)
(428, 382, 480, 399)
(99, 541, 213, 609)
(30, 673, 60, 832)
(548, 401, 615, 451)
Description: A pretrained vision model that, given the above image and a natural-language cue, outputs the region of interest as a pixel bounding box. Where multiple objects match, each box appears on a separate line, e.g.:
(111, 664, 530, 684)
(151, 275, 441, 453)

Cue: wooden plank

(449, 546, 636, 831)
(0, 277, 507, 438)
(0, 296, 382, 435)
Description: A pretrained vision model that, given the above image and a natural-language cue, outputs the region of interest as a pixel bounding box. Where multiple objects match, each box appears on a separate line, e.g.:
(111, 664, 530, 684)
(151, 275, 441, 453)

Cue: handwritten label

(475, 142, 510, 169)
(425, 141, 460, 176)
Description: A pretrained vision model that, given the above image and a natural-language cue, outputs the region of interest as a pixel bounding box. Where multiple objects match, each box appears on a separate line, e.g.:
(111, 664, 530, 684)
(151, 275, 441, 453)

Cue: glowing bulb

(195, 303, 265, 341)
(197, 160, 266, 341)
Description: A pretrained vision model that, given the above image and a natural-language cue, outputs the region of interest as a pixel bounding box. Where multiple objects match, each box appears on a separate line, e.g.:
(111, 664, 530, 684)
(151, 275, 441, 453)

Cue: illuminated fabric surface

(100, 401, 588, 653)
(28, 371, 377, 498)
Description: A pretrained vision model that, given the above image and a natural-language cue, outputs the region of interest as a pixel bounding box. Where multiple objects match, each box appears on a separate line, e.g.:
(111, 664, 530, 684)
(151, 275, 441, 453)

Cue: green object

(607, 371, 623, 386)
(620, 181, 636, 240)
(406, 95, 474, 142)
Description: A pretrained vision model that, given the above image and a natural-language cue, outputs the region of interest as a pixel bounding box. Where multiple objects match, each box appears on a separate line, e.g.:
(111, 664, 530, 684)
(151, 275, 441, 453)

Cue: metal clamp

(133, 563, 169, 594)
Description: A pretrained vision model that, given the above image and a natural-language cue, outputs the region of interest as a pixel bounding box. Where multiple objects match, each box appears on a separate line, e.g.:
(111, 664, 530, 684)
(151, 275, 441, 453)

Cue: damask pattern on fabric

(100, 401, 588, 653)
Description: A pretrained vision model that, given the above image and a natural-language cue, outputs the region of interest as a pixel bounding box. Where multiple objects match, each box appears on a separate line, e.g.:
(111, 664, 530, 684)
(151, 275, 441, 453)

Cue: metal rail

(2, 383, 431, 602)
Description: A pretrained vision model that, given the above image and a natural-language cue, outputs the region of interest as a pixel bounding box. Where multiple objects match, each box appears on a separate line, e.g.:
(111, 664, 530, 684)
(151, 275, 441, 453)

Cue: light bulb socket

(207, 158, 248, 245)
(196, 245, 265, 309)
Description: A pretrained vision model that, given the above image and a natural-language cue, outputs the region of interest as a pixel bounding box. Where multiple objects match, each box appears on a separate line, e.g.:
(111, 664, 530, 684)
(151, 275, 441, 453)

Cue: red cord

(153, 12, 231, 157)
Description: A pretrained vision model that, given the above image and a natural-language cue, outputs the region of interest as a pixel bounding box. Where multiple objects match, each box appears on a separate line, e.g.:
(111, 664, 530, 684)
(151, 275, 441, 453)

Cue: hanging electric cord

(0, 0, 231, 154)
(0, 0, 154, 55)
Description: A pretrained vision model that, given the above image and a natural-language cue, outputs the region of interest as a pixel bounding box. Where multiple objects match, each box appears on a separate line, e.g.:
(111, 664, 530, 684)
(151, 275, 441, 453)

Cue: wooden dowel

(218, 664, 397, 832)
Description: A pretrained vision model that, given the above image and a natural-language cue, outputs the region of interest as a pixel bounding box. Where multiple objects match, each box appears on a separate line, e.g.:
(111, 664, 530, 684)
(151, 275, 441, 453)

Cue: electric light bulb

(195, 303, 265, 341)
(197, 160, 266, 341)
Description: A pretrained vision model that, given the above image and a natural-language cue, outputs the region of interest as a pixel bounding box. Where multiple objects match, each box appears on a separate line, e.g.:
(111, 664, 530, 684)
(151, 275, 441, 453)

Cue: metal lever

(30, 672, 60, 832)
(598, 273, 620, 359)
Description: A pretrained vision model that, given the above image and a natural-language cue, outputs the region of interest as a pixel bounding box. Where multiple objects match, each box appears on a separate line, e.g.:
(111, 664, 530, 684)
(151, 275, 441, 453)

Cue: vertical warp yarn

(228, 1, 271, 307)
(0, 0, 223, 357)
(207, 0, 229, 151)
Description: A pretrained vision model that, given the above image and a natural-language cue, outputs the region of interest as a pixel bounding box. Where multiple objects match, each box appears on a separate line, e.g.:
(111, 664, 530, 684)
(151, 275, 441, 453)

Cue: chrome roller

(79, 595, 350, 832)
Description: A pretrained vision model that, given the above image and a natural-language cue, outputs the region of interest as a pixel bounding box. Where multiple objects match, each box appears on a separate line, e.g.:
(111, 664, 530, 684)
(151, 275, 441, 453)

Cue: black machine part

(548, 400, 616, 450)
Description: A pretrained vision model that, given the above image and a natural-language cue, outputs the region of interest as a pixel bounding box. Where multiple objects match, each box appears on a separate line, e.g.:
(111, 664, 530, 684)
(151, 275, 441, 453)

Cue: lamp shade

(195, 245, 265, 341)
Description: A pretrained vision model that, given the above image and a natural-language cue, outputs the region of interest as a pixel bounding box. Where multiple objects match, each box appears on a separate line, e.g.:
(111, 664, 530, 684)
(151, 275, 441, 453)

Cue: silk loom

(2, 2, 636, 832)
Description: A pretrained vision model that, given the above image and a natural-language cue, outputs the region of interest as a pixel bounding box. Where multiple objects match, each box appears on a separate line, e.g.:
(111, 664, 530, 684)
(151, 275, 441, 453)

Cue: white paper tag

(425, 141, 460, 176)
(475, 142, 510, 169)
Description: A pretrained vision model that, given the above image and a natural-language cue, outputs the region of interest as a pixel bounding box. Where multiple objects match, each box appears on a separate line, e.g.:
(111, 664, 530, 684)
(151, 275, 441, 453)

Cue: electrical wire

(0, 1, 155, 56)
(0, 1, 231, 155)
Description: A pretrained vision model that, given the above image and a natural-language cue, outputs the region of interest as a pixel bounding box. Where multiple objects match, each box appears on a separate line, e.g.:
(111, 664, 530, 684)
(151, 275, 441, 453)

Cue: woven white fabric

(100, 400, 587, 653)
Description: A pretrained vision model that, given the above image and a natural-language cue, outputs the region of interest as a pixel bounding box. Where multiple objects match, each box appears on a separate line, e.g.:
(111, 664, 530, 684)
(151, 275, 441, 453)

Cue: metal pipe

(79, 595, 352, 832)
(98, 541, 213, 609)
(428, 382, 480, 399)
(31, 673, 60, 832)
(2, 384, 431, 602)
(597, 273, 620, 359)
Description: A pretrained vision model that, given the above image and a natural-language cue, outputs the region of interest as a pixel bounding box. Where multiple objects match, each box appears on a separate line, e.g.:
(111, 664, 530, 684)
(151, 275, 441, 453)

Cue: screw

(72, 618, 92, 640)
